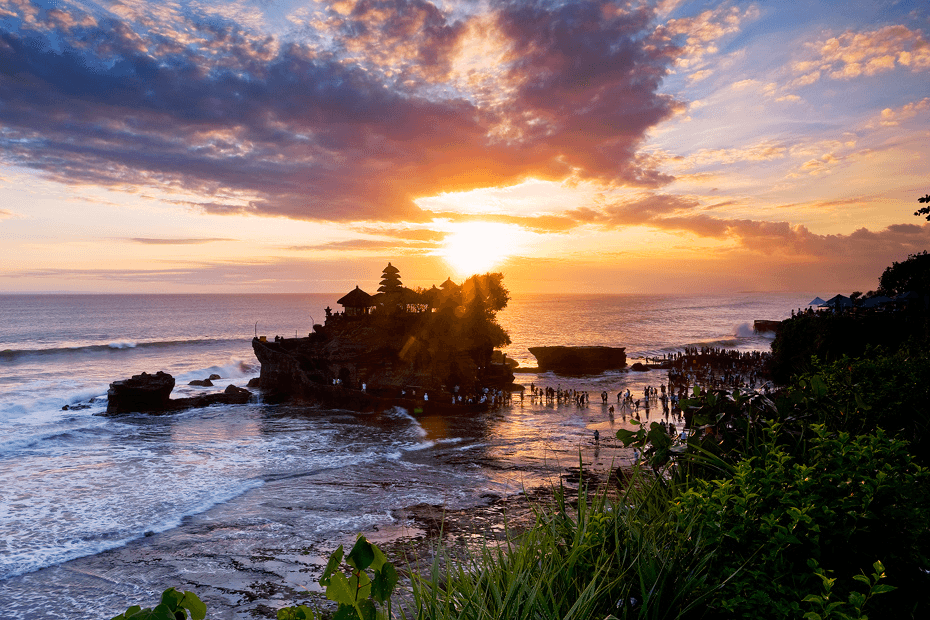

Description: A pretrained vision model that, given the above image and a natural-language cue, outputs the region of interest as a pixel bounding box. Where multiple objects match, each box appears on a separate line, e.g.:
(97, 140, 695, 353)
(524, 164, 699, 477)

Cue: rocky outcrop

(252, 312, 514, 409)
(106, 371, 252, 414)
(528, 346, 627, 375)
(107, 371, 175, 414)
(753, 320, 782, 334)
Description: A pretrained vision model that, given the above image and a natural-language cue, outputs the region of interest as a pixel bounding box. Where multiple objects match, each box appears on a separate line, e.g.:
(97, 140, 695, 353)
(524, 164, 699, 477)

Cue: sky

(0, 0, 928, 295)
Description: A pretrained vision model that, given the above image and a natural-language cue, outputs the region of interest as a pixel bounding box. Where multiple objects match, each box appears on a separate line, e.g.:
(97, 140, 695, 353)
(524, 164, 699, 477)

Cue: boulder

(107, 371, 175, 414)
(189, 379, 213, 387)
(224, 384, 251, 400)
(246, 377, 261, 388)
(528, 346, 627, 375)
(208, 373, 222, 380)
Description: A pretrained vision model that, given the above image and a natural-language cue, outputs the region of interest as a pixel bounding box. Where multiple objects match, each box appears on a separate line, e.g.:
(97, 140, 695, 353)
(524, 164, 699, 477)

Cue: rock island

(252, 264, 515, 412)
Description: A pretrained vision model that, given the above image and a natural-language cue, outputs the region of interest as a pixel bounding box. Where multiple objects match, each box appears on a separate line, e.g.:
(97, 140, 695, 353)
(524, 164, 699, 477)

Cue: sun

(440, 222, 522, 276)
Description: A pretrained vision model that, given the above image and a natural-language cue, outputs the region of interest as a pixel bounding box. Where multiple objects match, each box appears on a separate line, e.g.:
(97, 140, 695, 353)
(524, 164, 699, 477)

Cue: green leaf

(160, 588, 184, 610)
(615, 428, 637, 445)
(141, 604, 179, 620)
(349, 567, 372, 602)
(369, 542, 387, 573)
(371, 562, 398, 603)
(179, 591, 207, 620)
(852, 574, 870, 586)
(320, 545, 344, 587)
(870, 584, 897, 595)
(346, 536, 375, 571)
(811, 375, 827, 398)
(356, 598, 376, 620)
(803, 613, 822, 620)
(278, 604, 316, 620)
(326, 571, 356, 607)
(333, 605, 360, 620)
(113, 605, 142, 620)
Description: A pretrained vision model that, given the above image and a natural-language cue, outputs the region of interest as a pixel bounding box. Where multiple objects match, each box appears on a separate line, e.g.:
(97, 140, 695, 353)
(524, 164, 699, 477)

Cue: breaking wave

(0, 338, 242, 360)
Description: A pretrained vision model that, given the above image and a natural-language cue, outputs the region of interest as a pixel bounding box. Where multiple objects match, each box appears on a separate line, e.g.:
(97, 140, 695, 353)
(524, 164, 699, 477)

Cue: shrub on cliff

(800, 347, 930, 464)
(769, 311, 924, 384)
(672, 424, 930, 619)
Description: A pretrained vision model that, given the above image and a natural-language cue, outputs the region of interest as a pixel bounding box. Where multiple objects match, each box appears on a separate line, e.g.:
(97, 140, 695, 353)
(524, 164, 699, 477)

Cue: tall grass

(404, 463, 722, 620)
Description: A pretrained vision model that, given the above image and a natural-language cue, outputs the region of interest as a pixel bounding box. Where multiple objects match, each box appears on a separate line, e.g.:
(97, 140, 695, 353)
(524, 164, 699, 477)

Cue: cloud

(873, 97, 930, 127)
(128, 237, 235, 244)
(0, 0, 682, 224)
(286, 238, 439, 251)
(551, 192, 930, 267)
(356, 226, 448, 242)
(0, 208, 14, 220)
(791, 25, 930, 86)
(661, 4, 760, 70)
(681, 141, 788, 167)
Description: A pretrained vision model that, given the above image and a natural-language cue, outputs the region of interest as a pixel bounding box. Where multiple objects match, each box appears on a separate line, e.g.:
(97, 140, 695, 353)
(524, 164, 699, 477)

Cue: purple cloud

(0, 0, 680, 222)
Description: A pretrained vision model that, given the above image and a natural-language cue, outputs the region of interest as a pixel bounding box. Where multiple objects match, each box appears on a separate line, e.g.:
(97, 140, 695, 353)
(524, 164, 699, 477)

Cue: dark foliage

(912, 193, 930, 221)
(768, 311, 926, 384)
(878, 250, 930, 296)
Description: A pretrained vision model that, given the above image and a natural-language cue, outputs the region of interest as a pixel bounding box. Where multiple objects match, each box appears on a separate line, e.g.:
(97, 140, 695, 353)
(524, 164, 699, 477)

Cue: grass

(401, 462, 723, 620)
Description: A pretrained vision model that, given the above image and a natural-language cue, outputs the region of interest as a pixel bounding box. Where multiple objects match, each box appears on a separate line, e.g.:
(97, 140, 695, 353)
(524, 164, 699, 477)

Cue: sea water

(0, 292, 805, 618)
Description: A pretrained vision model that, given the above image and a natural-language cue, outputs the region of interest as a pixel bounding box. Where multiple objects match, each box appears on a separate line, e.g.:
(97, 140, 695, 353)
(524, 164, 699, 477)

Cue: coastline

(0, 418, 630, 620)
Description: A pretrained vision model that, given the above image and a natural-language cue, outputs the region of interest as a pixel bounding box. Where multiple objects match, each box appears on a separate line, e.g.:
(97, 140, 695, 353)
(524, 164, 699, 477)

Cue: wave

(628, 331, 776, 360)
(0, 337, 245, 360)
(175, 358, 259, 383)
(0, 478, 265, 581)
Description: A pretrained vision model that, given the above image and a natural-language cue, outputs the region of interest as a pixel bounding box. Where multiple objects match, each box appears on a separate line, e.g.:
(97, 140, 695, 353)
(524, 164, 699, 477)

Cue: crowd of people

(518, 347, 771, 443)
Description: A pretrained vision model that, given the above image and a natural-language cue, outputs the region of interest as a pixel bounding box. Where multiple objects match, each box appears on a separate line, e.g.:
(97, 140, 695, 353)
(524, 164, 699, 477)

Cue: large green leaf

(326, 571, 356, 607)
(178, 591, 207, 620)
(320, 545, 345, 587)
(346, 536, 375, 571)
(371, 562, 398, 603)
(349, 567, 372, 601)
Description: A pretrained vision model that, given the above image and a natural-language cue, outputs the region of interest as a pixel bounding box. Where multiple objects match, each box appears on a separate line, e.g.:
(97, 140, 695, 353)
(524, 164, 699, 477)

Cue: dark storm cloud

(0, 0, 681, 222)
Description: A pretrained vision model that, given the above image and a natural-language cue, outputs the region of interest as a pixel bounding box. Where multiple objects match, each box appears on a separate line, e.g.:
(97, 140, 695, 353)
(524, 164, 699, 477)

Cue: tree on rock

(913, 193, 930, 221)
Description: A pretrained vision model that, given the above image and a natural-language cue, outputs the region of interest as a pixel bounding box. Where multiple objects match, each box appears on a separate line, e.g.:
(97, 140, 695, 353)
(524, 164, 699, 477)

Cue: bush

(672, 425, 930, 619)
(801, 347, 930, 464)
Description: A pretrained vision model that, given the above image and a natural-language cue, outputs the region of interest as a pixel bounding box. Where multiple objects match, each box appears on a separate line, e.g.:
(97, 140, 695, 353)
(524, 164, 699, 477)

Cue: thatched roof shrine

(337, 286, 374, 311)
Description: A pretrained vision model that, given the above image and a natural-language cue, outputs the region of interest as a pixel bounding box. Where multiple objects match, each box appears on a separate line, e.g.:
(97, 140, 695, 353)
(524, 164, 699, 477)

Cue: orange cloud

(874, 97, 930, 127)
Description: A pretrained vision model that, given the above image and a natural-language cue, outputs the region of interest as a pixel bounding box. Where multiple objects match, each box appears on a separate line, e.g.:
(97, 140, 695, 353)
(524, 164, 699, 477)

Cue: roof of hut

(337, 286, 374, 307)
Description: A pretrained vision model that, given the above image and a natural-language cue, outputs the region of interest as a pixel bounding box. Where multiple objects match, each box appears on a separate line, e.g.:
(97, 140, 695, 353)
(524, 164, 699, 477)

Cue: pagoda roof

(382, 262, 400, 275)
(337, 286, 374, 307)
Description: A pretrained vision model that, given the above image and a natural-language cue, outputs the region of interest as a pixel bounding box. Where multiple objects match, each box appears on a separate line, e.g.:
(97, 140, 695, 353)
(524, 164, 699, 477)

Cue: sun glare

(440, 222, 522, 277)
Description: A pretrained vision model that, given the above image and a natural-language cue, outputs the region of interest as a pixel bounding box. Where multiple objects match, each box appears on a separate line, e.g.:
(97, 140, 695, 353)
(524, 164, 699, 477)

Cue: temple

(252, 264, 515, 412)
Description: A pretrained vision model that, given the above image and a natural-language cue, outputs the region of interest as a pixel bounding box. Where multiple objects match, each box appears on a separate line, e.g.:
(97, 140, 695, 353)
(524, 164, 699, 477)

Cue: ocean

(0, 292, 804, 618)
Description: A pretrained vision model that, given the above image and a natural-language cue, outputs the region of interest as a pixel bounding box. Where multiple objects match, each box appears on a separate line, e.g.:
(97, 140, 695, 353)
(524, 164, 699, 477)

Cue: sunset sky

(1, 0, 928, 295)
